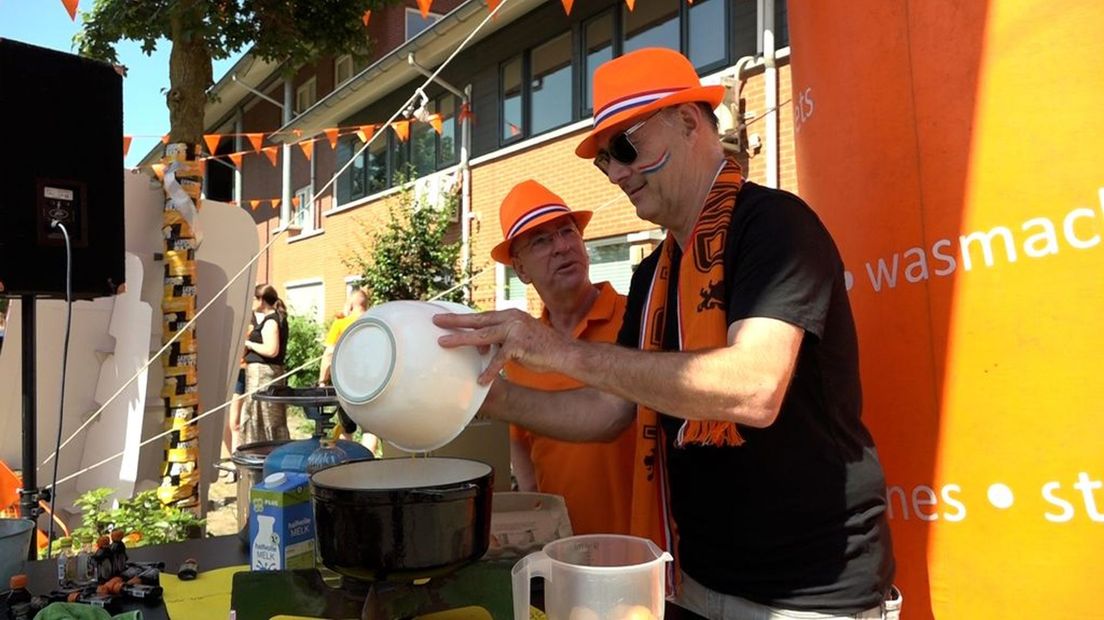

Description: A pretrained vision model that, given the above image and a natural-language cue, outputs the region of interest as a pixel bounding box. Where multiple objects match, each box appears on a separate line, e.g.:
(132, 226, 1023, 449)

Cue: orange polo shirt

(505, 282, 636, 535)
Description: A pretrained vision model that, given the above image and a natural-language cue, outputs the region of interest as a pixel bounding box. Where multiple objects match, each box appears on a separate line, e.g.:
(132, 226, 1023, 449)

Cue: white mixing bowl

(330, 300, 494, 452)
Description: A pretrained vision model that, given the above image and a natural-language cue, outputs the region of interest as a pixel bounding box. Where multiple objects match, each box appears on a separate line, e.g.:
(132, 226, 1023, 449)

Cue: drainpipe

(759, 0, 779, 188)
(406, 53, 473, 303)
(233, 110, 243, 206)
(282, 80, 293, 227)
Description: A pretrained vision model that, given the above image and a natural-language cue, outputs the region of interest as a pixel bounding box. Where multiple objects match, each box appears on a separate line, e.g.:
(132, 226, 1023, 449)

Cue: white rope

(39, 0, 515, 472)
(46, 355, 321, 489)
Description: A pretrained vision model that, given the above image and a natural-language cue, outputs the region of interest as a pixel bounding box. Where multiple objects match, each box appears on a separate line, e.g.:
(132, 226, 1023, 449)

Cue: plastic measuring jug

(512, 534, 673, 620)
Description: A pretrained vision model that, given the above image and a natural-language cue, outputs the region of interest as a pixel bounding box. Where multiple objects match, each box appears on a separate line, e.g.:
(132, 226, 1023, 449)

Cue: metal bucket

(0, 519, 35, 586)
(215, 440, 291, 545)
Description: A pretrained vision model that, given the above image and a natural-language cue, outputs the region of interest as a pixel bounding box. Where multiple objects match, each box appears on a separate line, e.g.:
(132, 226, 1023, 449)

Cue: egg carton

(485, 492, 573, 559)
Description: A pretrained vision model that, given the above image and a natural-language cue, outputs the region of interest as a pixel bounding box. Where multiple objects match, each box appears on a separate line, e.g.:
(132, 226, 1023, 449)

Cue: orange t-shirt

(505, 282, 636, 535)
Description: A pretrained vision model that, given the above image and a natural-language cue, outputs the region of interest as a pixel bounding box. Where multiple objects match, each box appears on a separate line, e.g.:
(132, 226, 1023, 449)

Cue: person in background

(436, 48, 899, 619)
(319, 288, 378, 453)
(491, 179, 635, 535)
(241, 284, 290, 445)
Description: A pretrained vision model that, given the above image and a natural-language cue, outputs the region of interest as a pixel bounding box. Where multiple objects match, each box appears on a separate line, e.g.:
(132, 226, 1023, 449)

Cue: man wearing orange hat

(490, 179, 635, 536)
(438, 48, 898, 618)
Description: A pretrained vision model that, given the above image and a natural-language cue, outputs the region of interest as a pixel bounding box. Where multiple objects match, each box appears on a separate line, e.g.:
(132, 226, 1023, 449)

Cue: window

(583, 12, 614, 114)
(438, 95, 458, 166)
(285, 280, 325, 324)
(504, 267, 527, 302)
(336, 134, 387, 204)
(530, 33, 573, 135)
(587, 238, 634, 294)
(501, 56, 524, 143)
(405, 8, 442, 40)
(295, 77, 317, 115)
(334, 55, 354, 87)
(293, 185, 315, 231)
(623, 0, 679, 54)
(689, 0, 726, 70)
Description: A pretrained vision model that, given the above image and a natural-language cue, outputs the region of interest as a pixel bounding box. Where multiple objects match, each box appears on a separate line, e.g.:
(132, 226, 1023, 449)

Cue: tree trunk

(157, 4, 212, 514)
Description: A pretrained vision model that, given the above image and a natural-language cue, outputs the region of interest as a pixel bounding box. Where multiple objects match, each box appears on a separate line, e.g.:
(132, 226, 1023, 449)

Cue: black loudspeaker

(0, 38, 125, 299)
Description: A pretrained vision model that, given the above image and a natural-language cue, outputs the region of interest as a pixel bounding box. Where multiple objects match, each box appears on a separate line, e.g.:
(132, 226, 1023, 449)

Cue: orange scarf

(629, 156, 746, 569)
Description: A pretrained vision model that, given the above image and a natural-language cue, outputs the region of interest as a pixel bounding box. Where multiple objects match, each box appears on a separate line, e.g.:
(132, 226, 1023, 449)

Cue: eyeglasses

(593, 111, 662, 174)
(514, 224, 581, 257)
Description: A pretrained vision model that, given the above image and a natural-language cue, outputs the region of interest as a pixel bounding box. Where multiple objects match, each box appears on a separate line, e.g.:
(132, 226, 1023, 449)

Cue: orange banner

(417, 0, 433, 19)
(391, 120, 410, 142)
(246, 133, 264, 152)
(229, 153, 243, 169)
(203, 134, 221, 155)
(122, 136, 132, 157)
(324, 128, 340, 148)
(61, 0, 78, 20)
(788, 1, 1104, 617)
(262, 146, 278, 166)
(357, 125, 376, 143)
(298, 140, 314, 161)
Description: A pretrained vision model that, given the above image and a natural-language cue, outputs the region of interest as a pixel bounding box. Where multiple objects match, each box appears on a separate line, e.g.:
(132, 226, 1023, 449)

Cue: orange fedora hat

(491, 180, 592, 264)
(576, 47, 725, 159)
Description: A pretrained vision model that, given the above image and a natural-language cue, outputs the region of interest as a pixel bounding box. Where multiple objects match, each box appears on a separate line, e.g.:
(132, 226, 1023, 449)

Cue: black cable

(45, 220, 74, 558)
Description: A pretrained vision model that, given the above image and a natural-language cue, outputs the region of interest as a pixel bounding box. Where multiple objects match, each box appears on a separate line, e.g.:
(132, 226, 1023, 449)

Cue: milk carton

(249, 471, 315, 570)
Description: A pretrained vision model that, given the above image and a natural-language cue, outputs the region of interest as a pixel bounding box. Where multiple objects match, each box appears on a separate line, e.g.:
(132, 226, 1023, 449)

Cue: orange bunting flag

(459, 102, 475, 123)
(151, 164, 166, 180)
(203, 134, 221, 155)
(324, 128, 340, 148)
(417, 0, 433, 18)
(161, 134, 170, 145)
(392, 120, 410, 142)
(561, 0, 574, 14)
(271, 198, 281, 210)
(429, 114, 444, 135)
(62, 0, 79, 21)
(246, 133, 264, 152)
(229, 153, 244, 169)
(122, 136, 132, 157)
(486, 0, 501, 14)
(298, 140, 314, 161)
(292, 196, 301, 209)
(249, 199, 261, 211)
(362, 10, 372, 27)
(356, 125, 376, 143)
(263, 146, 279, 166)
(624, 0, 635, 10)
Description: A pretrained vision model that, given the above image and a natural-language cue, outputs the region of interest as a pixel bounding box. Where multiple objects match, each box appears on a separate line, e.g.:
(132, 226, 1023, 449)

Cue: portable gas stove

(229, 559, 515, 620)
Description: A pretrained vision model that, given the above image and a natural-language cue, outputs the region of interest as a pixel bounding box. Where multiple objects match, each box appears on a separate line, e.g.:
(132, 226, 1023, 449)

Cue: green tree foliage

(285, 313, 324, 388)
(344, 183, 464, 304)
(43, 487, 205, 558)
(75, 0, 396, 144)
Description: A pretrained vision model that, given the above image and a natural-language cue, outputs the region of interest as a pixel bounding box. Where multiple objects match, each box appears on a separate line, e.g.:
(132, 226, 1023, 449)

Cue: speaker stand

(17, 294, 48, 560)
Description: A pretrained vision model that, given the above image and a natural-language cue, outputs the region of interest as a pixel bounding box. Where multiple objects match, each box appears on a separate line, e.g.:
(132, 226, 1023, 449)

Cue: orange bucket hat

(491, 180, 592, 264)
(576, 47, 725, 159)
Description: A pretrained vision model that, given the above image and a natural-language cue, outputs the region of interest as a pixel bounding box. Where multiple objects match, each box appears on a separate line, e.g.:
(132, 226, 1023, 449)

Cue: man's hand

(434, 309, 571, 385)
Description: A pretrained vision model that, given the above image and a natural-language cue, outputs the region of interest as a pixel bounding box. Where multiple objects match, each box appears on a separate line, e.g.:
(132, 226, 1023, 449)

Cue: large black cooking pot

(310, 457, 494, 582)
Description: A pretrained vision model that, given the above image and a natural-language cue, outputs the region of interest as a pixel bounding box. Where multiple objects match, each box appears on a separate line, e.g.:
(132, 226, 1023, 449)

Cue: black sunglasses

(593, 112, 662, 174)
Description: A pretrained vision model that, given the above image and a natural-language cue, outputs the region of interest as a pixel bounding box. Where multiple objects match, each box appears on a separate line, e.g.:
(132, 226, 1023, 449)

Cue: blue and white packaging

(248, 471, 315, 570)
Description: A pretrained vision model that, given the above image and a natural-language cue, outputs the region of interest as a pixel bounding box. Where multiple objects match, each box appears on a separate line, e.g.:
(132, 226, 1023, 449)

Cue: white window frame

(495, 263, 527, 311)
(295, 77, 317, 115)
(334, 55, 354, 87)
(292, 184, 315, 232)
(405, 8, 443, 41)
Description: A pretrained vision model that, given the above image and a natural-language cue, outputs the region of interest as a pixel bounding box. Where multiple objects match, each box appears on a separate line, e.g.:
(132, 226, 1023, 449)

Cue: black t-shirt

(617, 182, 894, 612)
(244, 312, 288, 365)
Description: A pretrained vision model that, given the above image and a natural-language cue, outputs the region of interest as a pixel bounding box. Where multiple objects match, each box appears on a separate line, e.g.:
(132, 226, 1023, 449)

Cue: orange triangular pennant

(458, 102, 474, 123)
(292, 196, 301, 209)
(561, 0, 574, 14)
(151, 164, 165, 180)
(356, 125, 376, 143)
(249, 199, 260, 211)
(417, 0, 432, 18)
(391, 120, 410, 142)
(61, 0, 79, 21)
(298, 140, 314, 161)
(362, 10, 372, 26)
(263, 147, 279, 166)
(429, 114, 443, 135)
(203, 134, 221, 155)
(624, 0, 635, 10)
(324, 128, 340, 148)
(486, 0, 501, 14)
(271, 198, 281, 210)
(246, 133, 264, 152)
(229, 153, 244, 168)
(122, 136, 132, 157)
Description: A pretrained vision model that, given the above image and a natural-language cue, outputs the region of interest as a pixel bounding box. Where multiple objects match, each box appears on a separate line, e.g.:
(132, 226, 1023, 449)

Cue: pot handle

(407, 481, 480, 499)
(511, 549, 551, 620)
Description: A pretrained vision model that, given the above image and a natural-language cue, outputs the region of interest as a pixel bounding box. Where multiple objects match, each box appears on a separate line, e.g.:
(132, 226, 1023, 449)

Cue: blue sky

(0, 0, 244, 167)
